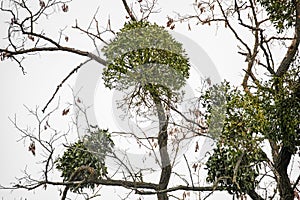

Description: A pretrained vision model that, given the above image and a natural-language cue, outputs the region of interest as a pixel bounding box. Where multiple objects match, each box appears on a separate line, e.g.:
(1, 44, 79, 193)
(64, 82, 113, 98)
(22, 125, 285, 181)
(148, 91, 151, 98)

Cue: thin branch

(121, 0, 137, 21)
(42, 58, 92, 113)
(276, 2, 300, 77)
(259, 30, 275, 75)
(183, 154, 194, 188)
(0, 46, 107, 66)
(293, 174, 300, 190)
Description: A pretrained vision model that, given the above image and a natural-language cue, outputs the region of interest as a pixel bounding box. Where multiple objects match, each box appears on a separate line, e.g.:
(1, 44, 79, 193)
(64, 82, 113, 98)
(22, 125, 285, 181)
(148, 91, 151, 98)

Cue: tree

(169, 0, 300, 199)
(0, 0, 299, 200)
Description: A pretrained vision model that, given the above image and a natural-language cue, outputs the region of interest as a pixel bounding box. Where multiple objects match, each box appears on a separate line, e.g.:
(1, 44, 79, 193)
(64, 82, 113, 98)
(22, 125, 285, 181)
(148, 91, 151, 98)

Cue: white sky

(0, 0, 247, 199)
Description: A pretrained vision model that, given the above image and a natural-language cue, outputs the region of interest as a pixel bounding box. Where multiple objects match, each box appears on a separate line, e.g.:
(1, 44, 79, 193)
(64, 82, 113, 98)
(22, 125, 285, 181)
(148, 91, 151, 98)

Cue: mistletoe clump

(102, 20, 190, 103)
(55, 129, 114, 192)
(205, 84, 264, 196)
(206, 144, 260, 195)
(205, 71, 300, 196)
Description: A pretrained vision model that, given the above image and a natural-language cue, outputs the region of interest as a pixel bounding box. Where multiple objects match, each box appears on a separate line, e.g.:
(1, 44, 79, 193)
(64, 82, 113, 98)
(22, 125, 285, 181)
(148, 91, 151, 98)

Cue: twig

(183, 154, 194, 188)
(121, 0, 136, 21)
(42, 58, 92, 113)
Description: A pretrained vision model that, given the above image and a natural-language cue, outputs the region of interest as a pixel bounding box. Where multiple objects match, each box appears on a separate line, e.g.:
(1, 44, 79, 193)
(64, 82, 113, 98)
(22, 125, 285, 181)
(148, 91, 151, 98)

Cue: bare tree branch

(122, 0, 137, 21)
(42, 58, 92, 113)
(276, 2, 300, 77)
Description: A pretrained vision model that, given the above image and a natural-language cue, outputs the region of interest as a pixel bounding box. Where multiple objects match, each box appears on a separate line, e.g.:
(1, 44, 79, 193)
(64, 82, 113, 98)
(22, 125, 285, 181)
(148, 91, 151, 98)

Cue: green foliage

(205, 84, 264, 195)
(202, 81, 229, 138)
(206, 144, 260, 194)
(258, 72, 300, 151)
(102, 20, 190, 103)
(83, 128, 114, 161)
(55, 129, 114, 192)
(258, 0, 296, 32)
(205, 70, 300, 195)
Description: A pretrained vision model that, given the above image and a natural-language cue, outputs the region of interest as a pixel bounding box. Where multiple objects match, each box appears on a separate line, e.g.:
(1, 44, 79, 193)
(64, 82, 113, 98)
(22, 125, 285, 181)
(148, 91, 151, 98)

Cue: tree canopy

(0, 0, 300, 200)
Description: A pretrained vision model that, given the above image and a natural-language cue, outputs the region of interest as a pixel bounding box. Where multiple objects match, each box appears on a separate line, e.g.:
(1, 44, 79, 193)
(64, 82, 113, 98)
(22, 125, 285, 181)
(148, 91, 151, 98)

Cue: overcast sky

(0, 0, 245, 199)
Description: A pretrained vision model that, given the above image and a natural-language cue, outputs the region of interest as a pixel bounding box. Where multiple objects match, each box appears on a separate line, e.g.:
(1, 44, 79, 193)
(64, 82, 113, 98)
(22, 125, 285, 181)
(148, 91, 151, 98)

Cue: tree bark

(276, 1, 300, 77)
(271, 3, 300, 199)
(247, 189, 264, 200)
(275, 146, 294, 200)
(150, 89, 171, 200)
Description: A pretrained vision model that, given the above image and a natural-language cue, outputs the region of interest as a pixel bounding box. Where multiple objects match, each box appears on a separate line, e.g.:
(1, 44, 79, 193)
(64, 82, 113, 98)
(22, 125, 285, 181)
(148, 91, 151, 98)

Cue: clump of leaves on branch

(205, 83, 265, 196)
(258, 0, 296, 32)
(206, 144, 261, 195)
(259, 73, 300, 151)
(205, 65, 300, 196)
(102, 20, 190, 105)
(55, 129, 114, 192)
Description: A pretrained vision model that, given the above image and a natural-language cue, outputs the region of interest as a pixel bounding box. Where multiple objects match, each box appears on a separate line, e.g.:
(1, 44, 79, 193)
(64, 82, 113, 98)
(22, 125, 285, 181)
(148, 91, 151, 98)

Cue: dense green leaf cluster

(202, 82, 229, 138)
(205, 83, 264, 195)
(259, 74, 300, 151)
(55, 129, 114, 192)
(205, 69, 300, 195)
(206, 144, 260, 194)
(258, 0, 296, 32)
(102, 20, 190, 102)
(83, 129, 114, 161)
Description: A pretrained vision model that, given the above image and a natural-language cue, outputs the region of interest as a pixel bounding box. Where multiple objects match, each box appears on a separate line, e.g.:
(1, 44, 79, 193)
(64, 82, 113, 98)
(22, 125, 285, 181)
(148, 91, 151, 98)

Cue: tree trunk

(247, 190, 264, 200)
(150, 90, 171, 200)
(275, 146, 294, 200)
(272, 1, 300, 195)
